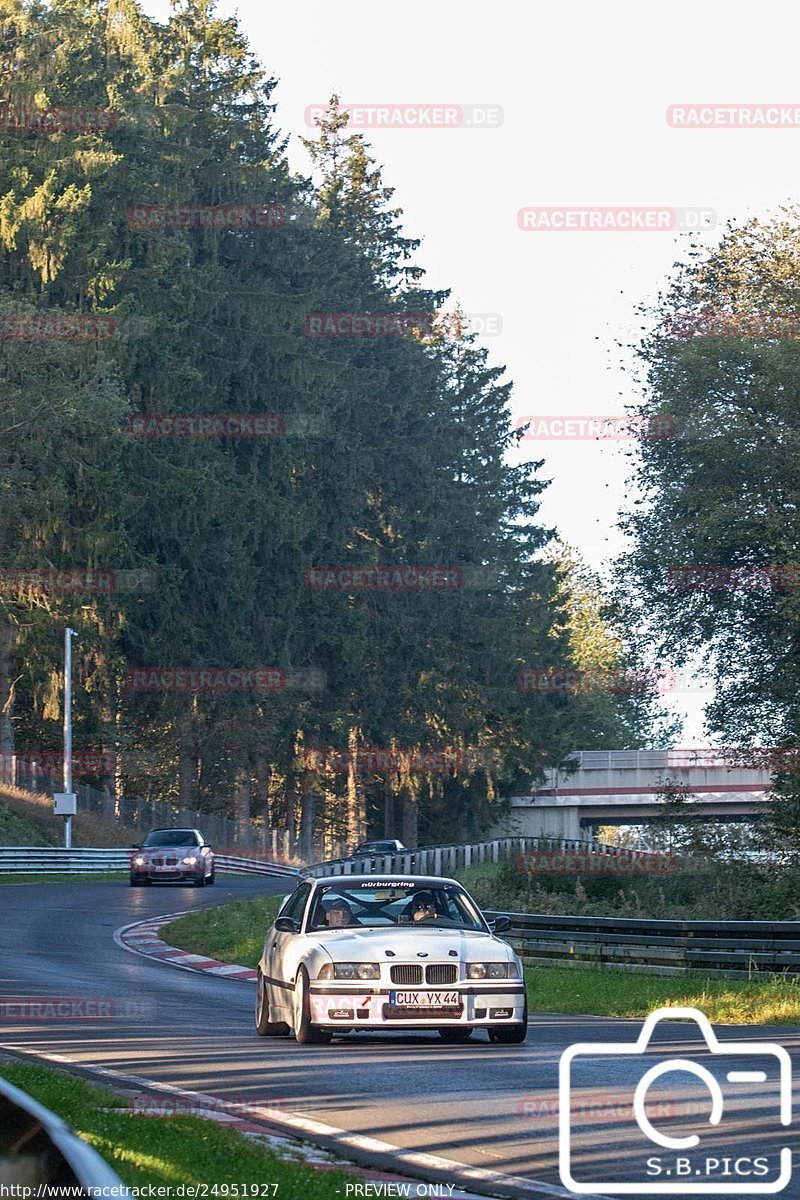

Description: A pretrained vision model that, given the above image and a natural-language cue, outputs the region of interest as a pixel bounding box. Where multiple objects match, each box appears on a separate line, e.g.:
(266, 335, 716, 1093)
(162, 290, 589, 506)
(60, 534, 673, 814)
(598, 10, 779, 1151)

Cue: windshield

(308, 882, 486, 932)
(143, 830, 200, 848)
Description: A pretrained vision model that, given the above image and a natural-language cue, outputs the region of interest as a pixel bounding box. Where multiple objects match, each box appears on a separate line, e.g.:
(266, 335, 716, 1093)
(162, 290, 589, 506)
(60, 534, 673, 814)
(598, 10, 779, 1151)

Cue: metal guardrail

(304, 835, 662, 878)
(0, 1074, 129, 1193)
(0, 846, 299, 877)
(487, 910, 800, 976)
(214, 854, 299, 879)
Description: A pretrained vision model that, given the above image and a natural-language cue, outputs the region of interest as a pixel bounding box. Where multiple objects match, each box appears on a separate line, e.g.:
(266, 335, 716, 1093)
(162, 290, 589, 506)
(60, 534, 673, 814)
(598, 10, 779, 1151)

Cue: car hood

(307, 926, 513, 962)
(137, 846, 199, 855)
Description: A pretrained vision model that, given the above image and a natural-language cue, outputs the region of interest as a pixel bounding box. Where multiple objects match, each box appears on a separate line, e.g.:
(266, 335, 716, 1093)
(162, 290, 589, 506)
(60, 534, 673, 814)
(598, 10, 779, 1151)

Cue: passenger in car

(324, 898, 353, 927)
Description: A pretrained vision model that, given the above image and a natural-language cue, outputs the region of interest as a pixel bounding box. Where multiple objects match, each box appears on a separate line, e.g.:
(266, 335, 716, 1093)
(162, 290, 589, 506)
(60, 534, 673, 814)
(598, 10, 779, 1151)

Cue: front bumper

(308, 984, 525, 1027)
(131, 864, 205, 882)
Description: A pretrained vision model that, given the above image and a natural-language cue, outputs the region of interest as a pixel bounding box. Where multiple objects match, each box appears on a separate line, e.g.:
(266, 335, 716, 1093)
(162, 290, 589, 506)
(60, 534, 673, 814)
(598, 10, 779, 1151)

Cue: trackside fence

(304, 835, 662, 878)
(0, 846, 299, 878)
(488, 911, 800, 977)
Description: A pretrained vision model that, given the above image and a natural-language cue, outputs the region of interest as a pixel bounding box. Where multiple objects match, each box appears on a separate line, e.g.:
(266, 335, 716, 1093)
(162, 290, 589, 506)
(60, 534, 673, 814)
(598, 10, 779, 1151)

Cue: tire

(293, 967, 331, 1045)
(255, 972, 290, 1037)
(193, 872, 205, 887)
(207, 868, 215, 885)
(438, 1027, 473, 1043)
(129, 875, 148, 887)
(488, 996, 528, 1045)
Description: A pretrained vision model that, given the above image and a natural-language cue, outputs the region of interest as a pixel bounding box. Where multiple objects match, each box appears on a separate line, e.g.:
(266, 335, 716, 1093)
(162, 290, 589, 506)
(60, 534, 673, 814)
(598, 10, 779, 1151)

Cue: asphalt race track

(1, 880, 798, 1199)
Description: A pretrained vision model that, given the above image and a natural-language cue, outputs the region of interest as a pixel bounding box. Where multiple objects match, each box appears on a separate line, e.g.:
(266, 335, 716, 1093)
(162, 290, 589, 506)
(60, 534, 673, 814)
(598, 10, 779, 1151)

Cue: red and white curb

(115, 912, 257, 982)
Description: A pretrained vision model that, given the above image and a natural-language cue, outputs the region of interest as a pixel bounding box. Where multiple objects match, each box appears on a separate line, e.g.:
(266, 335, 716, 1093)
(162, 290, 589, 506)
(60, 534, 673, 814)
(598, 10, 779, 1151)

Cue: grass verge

(0, 1061, 358, 1198)
(164, 893, 286, 966)
(164, 892, 800, 1025)
(528, 964, 800, 1024)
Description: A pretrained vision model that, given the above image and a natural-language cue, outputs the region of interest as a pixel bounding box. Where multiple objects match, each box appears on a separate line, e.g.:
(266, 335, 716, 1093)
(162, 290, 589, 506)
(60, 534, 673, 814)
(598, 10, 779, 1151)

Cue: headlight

(317, 963, 380, 980)
(133, 856, 145, 866)
(182, 855, 199, 865)
(467, 962, 511, 979)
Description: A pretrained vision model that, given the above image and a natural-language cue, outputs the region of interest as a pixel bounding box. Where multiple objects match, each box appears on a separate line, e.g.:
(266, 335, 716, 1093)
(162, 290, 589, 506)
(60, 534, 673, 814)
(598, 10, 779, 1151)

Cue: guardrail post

(492, 840, 499, 863)
(434, 848, 442, 874)
(464, 844, 471, 868)
(402, 853, 412, 873)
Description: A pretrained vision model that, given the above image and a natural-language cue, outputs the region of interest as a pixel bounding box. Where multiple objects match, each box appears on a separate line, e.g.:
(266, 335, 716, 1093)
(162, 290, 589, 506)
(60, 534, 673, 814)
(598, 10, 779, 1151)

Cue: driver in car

(410, 891, 438, 922)
(324, 898, 352, 927)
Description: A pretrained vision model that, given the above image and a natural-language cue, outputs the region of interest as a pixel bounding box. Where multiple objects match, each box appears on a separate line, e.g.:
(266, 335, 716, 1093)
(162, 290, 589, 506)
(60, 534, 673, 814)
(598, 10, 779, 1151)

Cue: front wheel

(255, 972, 290, 1037)
(207, 867, 215, 885)
(488, 996, 528, 1045)
(293, 967, 331, 1045)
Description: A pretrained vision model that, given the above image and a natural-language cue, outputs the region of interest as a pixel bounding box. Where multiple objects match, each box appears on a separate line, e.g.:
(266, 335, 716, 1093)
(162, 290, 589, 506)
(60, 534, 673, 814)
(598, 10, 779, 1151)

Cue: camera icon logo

(559, 1006, 792, 1194)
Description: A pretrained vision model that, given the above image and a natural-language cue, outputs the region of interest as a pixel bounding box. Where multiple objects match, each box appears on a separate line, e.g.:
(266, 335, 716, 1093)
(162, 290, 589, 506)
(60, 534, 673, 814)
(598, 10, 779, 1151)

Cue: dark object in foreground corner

(0, 1075, 128, 1195)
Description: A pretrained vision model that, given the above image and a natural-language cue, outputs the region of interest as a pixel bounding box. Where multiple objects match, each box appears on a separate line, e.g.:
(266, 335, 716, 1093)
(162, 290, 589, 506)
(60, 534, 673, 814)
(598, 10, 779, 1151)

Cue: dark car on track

(345, 838, 415, 873)
(352, 838, 407, 857)
(130, 827, 215, 887)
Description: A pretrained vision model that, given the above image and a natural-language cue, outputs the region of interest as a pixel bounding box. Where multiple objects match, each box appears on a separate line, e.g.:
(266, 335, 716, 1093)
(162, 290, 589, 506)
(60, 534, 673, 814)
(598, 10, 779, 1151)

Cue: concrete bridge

(494, 748, 775, 840)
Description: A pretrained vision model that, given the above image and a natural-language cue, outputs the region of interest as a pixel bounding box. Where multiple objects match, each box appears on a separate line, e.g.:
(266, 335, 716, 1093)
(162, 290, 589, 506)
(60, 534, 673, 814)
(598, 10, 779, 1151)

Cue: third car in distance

(130, 827, 215, 887)
(255, 874, 526, 1045)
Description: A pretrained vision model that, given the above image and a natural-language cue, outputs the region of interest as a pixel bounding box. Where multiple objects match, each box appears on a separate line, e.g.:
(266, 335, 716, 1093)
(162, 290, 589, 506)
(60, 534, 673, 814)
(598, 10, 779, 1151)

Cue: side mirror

(274, 917, 300, 934)
(131, 843, 142, 850)
(490, 916, 512, 934)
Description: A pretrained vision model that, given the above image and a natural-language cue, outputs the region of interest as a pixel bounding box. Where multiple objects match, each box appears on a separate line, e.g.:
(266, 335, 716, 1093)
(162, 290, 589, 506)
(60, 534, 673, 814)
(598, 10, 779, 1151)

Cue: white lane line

(0, 1043, 612, 1200)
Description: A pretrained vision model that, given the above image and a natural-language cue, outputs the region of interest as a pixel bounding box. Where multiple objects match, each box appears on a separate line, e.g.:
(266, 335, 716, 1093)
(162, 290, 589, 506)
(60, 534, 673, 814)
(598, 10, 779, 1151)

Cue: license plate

(390, 991, 460, 1008)
(153, 864, 177, 872)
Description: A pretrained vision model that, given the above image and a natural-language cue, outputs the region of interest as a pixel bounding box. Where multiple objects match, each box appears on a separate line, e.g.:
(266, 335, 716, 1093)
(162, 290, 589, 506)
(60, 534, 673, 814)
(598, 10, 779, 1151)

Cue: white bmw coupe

(255, 874, 527, 1045)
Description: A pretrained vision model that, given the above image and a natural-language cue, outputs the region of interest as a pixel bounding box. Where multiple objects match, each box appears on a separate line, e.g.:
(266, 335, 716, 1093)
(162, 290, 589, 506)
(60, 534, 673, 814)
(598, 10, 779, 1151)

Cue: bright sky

(143, 0, 798, 742)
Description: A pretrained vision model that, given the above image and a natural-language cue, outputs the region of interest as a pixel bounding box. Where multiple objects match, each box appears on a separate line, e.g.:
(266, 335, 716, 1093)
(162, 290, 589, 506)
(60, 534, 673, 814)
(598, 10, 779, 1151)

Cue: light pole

(63, 627, 77, 848)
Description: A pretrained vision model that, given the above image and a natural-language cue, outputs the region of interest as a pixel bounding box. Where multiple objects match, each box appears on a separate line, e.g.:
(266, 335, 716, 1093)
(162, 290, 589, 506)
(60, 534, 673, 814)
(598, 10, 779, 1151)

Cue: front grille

(390, 964, 423, 985)
(426, 964, 457, 985)
(384, 1003, 464, 1020)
